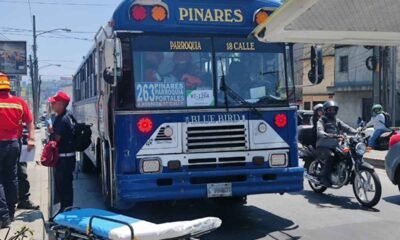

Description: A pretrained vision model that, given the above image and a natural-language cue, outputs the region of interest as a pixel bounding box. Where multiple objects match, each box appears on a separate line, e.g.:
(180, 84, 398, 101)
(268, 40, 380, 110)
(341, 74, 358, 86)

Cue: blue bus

(73, 0, 304, 209)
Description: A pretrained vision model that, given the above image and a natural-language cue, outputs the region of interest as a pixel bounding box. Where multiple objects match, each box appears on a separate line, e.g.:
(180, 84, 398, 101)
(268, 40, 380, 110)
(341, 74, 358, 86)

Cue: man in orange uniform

(0, 72, 35, 229)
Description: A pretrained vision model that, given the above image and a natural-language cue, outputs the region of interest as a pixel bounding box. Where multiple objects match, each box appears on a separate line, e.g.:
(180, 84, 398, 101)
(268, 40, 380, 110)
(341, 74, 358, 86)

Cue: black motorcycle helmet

(323, 100, 339, 119)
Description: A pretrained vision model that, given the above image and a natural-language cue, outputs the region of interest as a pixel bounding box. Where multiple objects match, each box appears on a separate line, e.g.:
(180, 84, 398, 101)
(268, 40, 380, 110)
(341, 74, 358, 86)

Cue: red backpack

(41, 141, 59, 167)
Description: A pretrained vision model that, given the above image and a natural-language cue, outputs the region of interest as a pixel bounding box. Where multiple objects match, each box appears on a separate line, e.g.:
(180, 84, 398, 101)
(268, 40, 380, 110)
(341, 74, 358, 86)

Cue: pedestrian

(48, 91, 76, 212)
(17, 124, 39, 210)
(0, 72, 35, 229)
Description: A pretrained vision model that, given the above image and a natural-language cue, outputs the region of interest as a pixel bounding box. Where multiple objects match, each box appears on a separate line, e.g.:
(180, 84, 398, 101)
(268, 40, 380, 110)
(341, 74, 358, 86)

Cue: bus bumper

(117, 167, 303, 204)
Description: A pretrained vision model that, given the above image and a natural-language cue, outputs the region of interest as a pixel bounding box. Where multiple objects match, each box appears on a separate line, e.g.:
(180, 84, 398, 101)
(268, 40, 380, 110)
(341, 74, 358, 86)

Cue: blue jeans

(369, 129, 389, 149)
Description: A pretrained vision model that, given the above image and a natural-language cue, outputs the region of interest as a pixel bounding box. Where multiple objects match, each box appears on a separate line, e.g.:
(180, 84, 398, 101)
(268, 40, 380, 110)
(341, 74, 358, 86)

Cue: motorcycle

(361, 127, 397, 150)
(298, 126, 382, 208)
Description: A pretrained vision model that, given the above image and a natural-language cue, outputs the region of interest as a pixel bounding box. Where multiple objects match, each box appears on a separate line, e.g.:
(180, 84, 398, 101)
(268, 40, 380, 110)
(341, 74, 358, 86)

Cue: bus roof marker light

(254, 9, 270, 25)
(152, 5, 168, 22)
(137, 117, 154, 134)
(274, 114, 287, 128)
(131, 5, 147, 21)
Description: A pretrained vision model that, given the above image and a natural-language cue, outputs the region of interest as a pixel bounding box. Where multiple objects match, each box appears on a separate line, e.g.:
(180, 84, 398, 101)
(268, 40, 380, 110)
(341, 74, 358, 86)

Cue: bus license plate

(207, 183, 232, 198)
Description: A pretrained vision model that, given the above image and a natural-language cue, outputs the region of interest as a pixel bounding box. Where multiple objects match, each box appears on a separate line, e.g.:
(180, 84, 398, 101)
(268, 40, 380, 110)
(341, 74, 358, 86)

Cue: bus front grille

(185, 125, 247, 152)
(188, 156, 247, 169)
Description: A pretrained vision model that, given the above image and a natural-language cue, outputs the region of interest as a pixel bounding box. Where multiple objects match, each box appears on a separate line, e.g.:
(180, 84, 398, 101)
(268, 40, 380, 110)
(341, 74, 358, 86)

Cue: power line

(40, 59, 77, 63)
(2, 32, 93, 41)
(0, 32, 10, 40)
(0, 27, 96, 34)
(48, 32, 92, 41)
(0, 0, 115, 6)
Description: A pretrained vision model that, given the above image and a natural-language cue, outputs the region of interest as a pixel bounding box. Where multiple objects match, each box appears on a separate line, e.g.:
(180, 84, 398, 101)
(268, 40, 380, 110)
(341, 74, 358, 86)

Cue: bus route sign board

(136, 82, 185, 108)
(0, 41, 27, 75)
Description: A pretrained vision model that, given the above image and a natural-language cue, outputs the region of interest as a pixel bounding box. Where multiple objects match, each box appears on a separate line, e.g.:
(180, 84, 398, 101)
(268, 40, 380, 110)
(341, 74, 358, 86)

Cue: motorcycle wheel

(352, 169, 382, 208)
(308, 160, 327, 194)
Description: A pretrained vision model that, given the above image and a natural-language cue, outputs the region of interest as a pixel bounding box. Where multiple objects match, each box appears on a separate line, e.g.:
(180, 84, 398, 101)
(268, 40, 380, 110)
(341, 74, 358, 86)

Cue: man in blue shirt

(48, 91, 76, 212)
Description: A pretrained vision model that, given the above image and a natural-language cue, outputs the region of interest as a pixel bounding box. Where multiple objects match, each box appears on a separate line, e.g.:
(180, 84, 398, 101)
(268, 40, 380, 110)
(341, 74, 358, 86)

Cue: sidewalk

(364, 150, 387, 169)
(0, 131, 49, 240)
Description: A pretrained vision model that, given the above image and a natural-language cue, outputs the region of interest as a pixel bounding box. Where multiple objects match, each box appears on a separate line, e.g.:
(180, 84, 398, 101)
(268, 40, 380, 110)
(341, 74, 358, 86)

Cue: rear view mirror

(103, 38, 122, 86)
(308, 45, 324, 84)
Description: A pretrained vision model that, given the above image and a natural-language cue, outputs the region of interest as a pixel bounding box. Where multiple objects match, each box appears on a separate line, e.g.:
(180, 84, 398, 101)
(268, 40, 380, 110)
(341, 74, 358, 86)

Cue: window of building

(339, 56, 348, 73)
(304, 102, 311, 110)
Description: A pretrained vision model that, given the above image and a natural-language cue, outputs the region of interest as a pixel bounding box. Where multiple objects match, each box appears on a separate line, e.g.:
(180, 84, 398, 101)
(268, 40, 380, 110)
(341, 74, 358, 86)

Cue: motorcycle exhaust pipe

(304, 173, 320, 185)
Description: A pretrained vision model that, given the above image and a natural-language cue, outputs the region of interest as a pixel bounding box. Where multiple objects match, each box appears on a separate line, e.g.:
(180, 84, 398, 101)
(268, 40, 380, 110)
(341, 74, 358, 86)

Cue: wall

(335, 46, 372, 88)
(335, 91, 371, 128)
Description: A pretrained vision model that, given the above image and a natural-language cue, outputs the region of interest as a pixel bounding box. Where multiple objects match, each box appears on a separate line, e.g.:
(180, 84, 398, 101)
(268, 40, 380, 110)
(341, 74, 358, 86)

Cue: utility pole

(30, 15, 70, 124)
(32, 15, 39, 125)
(29, 54, 35, 111)
(390, 47, 397, 126)
(382, 47, 389, 110)
(372, 47, 380, 105)
(37, 75, 42, 114)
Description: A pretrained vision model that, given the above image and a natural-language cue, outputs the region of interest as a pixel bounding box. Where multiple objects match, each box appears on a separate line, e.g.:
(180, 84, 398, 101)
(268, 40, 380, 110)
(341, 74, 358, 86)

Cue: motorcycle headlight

(355, 143, 367, 155)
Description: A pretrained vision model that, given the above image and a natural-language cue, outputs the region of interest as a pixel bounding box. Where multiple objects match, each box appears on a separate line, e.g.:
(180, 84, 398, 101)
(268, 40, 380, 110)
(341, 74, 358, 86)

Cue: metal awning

(253, 0, 400, 46)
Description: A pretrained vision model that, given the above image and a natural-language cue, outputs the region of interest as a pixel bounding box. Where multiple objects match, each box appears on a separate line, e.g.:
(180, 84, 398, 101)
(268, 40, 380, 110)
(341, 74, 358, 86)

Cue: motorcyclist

(316, 100, 357, 187)
(365, 104, 391, 149)
(310, 104, 324, 147)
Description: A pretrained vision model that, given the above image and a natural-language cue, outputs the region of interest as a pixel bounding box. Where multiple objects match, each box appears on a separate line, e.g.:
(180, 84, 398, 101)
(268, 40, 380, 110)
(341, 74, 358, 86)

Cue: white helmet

(313, 104, 324, 111)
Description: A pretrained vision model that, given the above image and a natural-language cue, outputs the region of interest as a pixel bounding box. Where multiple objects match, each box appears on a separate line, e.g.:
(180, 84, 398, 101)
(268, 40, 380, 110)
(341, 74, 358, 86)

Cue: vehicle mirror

(308, 45, 324, 85)
(103, 38, 122, 86)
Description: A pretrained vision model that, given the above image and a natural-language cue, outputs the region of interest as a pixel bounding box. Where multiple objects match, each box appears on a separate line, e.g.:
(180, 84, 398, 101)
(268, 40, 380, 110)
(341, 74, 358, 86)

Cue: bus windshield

(132, 36, 287, 109)
(133, 36, 214, 109)
(215, 39, 287, 107)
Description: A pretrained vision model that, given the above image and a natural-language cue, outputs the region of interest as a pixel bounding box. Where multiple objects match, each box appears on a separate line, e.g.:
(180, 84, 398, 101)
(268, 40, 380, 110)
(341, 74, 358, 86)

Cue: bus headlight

(164, 126, 174, 137)
(258, 123, 267, 133)
(270, 154, 287, 167)
(355, 143, 367, 156)
(141, 158, 162, 173)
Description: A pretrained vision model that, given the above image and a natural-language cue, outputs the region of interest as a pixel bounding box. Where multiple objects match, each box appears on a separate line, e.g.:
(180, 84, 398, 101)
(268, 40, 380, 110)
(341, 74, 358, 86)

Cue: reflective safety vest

(0, 92, 33, 140)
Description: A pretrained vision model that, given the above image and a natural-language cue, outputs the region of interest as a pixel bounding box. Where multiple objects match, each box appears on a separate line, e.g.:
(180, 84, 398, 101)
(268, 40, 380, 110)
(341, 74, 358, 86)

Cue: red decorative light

(275, 114, 288, 128)
(131, 5, 147, 21)
(137, 117, 153, 134)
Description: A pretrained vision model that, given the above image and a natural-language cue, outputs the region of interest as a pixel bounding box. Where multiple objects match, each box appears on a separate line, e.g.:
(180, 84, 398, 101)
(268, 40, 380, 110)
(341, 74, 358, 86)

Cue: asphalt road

(74, 168, 400, 240)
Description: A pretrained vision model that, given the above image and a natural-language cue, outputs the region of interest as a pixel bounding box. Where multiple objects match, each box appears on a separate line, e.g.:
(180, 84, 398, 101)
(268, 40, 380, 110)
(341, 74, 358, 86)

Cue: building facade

(333, 46, 373, 127)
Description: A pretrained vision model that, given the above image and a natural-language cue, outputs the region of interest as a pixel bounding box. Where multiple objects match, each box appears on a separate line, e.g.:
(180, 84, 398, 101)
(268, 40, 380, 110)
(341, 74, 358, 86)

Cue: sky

(0, 0, 121, 81)
(0, 0, 283, 81)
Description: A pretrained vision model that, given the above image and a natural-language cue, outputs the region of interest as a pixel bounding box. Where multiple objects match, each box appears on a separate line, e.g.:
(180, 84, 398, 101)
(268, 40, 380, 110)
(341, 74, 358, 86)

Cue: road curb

(364, 158, 385, 169)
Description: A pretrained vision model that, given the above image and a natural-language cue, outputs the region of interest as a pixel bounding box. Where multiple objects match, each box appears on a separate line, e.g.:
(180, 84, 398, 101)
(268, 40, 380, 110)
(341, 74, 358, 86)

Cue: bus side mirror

(308, 45, 324, 85)
(103, 38, 122, 86)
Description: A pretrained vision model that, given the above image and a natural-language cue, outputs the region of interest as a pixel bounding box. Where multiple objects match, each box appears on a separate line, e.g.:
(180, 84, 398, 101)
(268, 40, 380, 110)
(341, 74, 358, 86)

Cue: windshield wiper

(219, 60, 262, 118)
(259, 70, 279, 75)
